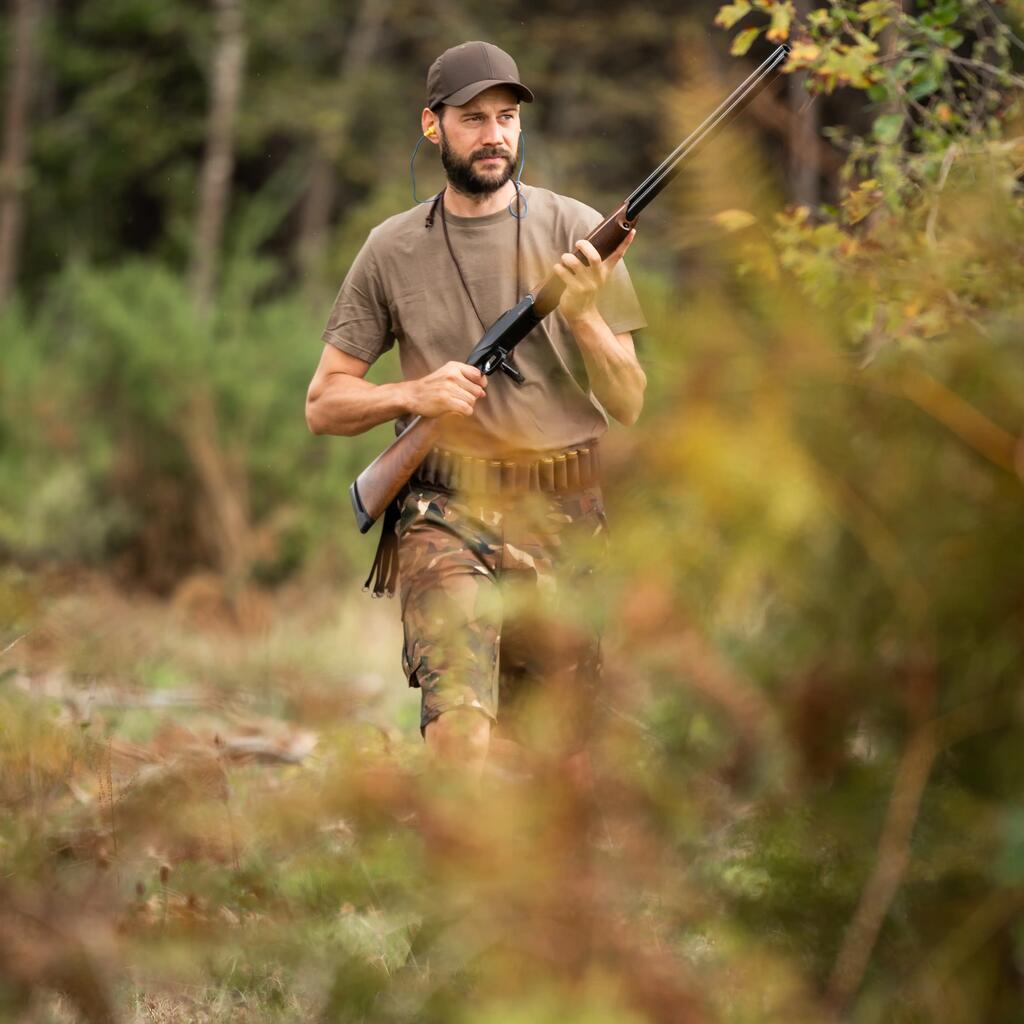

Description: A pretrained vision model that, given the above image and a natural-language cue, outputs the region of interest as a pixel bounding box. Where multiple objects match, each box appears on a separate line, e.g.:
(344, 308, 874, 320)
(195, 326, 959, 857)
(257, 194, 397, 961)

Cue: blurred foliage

(0, 244, 399, 586)
(1, 0, 1024, 1021)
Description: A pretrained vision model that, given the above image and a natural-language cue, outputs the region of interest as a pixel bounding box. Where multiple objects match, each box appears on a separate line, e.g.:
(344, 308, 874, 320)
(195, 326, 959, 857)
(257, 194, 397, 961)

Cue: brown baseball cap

(427, 41, 534, 110)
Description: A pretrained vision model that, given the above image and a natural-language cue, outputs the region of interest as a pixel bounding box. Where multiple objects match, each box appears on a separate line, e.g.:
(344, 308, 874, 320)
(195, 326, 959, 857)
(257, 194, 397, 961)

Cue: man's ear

(421, 107, 441, 145)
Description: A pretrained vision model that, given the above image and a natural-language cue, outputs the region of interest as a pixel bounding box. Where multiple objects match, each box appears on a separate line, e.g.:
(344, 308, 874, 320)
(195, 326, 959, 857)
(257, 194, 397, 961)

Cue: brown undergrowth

(0, 564, 832, 1024)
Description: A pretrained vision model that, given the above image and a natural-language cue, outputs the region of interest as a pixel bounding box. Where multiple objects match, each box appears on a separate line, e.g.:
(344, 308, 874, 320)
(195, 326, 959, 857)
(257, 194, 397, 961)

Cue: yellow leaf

(843, 178, 884, 224)
(713, 209, 759, 232)
(731, 26, 763, 55)
(785, 41, 821, 67)
(714, 0, 752, 29)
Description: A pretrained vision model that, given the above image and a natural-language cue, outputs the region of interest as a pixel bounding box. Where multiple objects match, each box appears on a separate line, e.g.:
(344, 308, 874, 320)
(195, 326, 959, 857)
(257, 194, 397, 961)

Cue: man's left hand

(553, 230, 636, 324)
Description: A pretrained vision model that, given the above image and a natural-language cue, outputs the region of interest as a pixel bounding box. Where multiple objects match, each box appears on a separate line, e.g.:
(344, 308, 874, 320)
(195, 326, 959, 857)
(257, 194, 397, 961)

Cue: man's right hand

(408, 361, 488, 418)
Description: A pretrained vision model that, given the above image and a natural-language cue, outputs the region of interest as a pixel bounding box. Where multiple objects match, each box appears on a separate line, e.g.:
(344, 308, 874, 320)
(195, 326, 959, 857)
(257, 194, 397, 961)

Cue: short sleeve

(320, 234, 395, 364)
(597, 260, 647, 337)
(562, 200, 647, 337)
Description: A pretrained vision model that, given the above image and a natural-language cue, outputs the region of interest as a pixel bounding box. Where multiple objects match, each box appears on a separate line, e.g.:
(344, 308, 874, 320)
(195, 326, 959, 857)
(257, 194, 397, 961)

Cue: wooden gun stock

(350, 415, 442, 532)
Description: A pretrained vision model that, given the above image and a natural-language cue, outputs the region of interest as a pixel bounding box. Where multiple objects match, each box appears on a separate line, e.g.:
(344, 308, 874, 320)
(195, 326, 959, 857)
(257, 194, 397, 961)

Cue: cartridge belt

(412, 441, 601, 495)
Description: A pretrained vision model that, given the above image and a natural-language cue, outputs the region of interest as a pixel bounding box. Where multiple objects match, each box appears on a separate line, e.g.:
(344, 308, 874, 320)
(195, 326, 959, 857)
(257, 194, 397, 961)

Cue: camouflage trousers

(397, 482, 610, 746)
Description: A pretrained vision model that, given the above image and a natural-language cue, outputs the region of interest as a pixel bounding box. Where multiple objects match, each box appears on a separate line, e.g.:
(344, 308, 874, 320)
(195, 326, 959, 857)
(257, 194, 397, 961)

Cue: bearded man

(305, 41, 647, 781)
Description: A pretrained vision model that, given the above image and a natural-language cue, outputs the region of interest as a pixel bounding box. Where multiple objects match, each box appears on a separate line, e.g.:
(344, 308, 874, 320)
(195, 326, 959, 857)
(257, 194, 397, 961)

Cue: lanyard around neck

(436, 184, 523, 333)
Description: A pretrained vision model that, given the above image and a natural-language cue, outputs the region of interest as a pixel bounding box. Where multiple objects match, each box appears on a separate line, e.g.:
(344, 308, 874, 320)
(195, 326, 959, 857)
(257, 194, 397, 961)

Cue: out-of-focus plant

(0, 172, 402, 589)
(714, 0, 1024, 356)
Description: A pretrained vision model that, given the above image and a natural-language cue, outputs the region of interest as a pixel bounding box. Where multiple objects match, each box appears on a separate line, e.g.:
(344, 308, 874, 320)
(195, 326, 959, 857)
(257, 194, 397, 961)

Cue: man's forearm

(307, 375, 414, 437)
(566, 310, 646, 426)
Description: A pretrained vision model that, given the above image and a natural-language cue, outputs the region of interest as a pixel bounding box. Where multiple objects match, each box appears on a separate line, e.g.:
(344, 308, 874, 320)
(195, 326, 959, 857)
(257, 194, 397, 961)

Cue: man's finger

(575, 239, 601, 266)
(459, 364, 484, 383)
(603, 229, 637, 270)
(559, 252, 581, 275)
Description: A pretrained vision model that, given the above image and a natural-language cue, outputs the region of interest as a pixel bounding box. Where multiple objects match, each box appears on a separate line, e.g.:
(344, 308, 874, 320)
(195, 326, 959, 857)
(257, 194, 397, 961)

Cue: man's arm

(564, 317, 646, 427)
(553, 233, 647, 427)
(305, 344, 488, 436)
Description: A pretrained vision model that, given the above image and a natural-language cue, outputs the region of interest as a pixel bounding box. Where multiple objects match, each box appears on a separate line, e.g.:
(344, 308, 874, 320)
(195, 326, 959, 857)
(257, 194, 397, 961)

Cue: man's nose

(479, 117, 505, 146)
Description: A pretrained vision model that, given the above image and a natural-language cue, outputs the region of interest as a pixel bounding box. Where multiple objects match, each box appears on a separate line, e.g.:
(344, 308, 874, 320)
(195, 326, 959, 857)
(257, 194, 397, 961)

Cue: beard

(439, 129, 515, 196)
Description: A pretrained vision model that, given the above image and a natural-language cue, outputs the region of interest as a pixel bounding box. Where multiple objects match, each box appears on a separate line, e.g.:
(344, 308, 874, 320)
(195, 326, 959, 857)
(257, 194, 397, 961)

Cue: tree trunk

(0, 0, 42, 309)
(180, 391, 251, 585)
(189, 0, 246, 316)
(296, 149, 336, 295)
(186, 0, 251, 591)
(296, 0, 391, 296)
(788, 0, 821, 207)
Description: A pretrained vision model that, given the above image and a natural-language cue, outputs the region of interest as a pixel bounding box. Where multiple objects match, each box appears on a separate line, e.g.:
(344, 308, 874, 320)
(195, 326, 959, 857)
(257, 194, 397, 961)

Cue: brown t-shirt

(320, 184, 647, 456)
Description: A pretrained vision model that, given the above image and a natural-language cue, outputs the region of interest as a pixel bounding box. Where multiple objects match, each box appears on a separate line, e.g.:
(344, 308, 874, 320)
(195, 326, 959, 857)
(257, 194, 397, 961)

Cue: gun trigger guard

(482, 347, 526, 386)
(498, 358, 525, 385)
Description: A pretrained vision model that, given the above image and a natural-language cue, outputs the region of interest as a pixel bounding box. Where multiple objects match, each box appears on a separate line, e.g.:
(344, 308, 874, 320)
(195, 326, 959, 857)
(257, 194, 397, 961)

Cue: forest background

(1, 0, 1023, 1022)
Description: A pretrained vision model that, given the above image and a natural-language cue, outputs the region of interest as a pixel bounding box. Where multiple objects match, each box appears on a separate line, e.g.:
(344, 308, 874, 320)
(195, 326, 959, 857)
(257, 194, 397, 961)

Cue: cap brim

(439, 79, 534, 107)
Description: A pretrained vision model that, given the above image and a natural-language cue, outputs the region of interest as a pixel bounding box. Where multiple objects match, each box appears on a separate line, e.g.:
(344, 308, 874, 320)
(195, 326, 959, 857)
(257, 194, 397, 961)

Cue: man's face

(435, 86, 521, 196)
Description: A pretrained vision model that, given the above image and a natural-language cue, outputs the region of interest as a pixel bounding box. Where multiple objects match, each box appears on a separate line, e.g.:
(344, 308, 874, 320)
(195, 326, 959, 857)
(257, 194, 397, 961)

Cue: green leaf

(926, 1, 959, 27)
(715, 0, 752, 29)
(873, 112, 903, 143)
(829, 45, 879, 88)
(857, 0, 886, 17)
(908, 66, 940, 101)
(731, 26, 764, 56)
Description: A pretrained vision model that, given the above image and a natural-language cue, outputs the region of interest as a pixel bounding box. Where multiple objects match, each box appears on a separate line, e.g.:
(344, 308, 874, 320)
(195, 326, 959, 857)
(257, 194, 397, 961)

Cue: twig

(980, 0, 1024, 55)
(899, 367, 1020, 476)
(925, 142, 960, 246)
(826, 671, 937, 1010)
(215, 738, 242, 874)
(947, 53, 1024, 89)
(104, 739, 119, 883)
(1, 632, 27, 656)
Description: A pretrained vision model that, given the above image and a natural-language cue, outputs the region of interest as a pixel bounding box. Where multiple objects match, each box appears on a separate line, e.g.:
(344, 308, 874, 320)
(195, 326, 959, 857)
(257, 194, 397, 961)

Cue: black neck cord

(427, 181, 523, 334)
